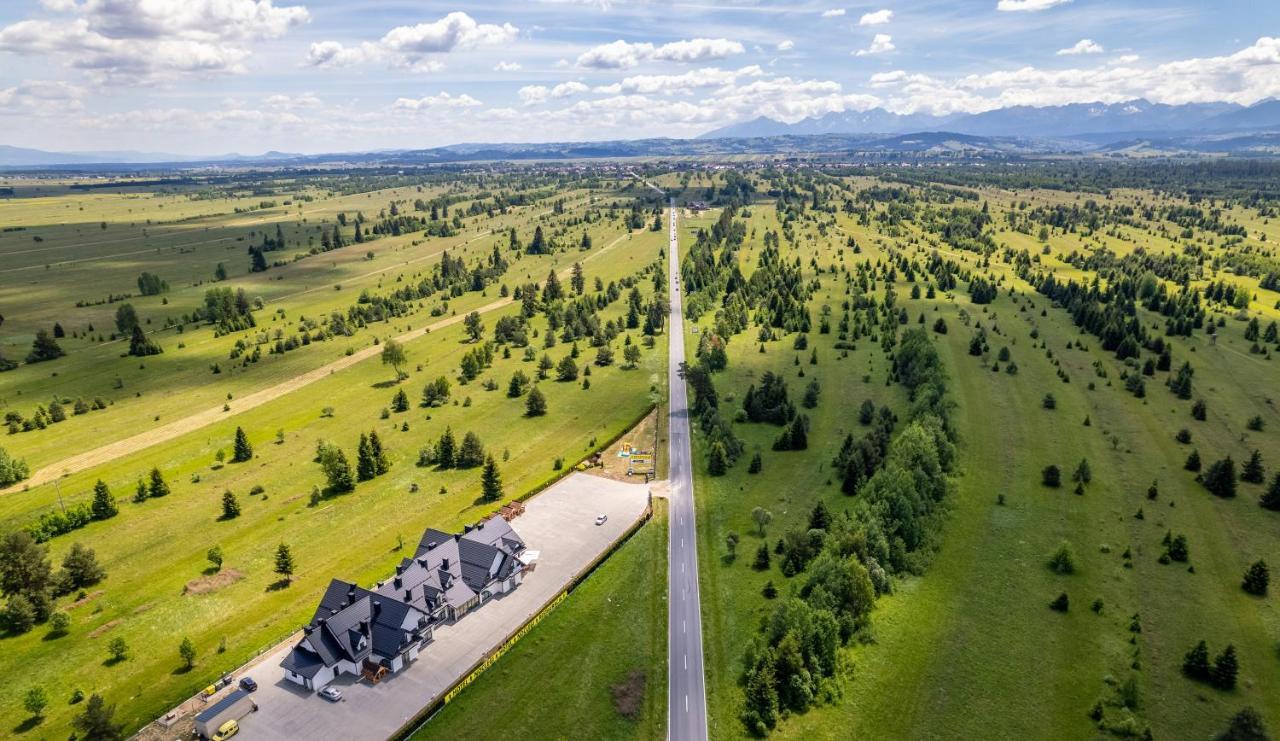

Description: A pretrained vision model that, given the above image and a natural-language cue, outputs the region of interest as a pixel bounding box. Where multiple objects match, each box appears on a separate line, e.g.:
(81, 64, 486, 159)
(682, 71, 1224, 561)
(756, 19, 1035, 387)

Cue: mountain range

(699, 99, 1280, 142)
(3, 99, 1280, 169)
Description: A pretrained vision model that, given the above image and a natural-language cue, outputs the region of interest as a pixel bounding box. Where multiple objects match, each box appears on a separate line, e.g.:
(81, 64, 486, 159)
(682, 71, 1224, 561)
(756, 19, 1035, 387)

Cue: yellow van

(212, 719, 239, 740)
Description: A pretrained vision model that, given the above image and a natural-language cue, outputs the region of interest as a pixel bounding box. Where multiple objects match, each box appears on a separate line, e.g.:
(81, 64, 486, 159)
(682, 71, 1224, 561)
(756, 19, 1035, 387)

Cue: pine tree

(542, 268, 562, 301)
(370, 431, 389, 475)
(1203, 457, 1238, 498)
(220, 490, 240, 520)
(148, 467, 170, 498)
(1183, 640, 1211, 681)
(1217, 707, 1270, 741)
(480, 455, 503, 502)
(356, 433, 377, 482)
(1262, 473, 1280, 511)
(25, 329, 64, 363)
(72, 694, 124, 741)
(274, 543, 295, 583)
(458, 432, 485, 468)
(128, 325, 162, 357)
(1241, 450, 1265, 484)
(1212, 645, 1239, 690)
(1242, 560, 1269, 596)
(435, 427, 457, 468)
(753, 543, 771, 570)
(1185, 449, 1202, 472)
(392, 388, 409, 412)
(90, 480, 118, 520)
(525, 386, 547, 417)
(232, 427, 253, 462)
(708, 441, 728, 476)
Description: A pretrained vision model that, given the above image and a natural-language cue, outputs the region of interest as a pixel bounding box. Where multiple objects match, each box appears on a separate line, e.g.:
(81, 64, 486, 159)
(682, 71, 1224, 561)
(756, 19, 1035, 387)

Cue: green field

(0, 171, 673, 738)
(416, 499, 668, 741)
(3, 162, 1280, 741)
(673, 166, 1280, 740)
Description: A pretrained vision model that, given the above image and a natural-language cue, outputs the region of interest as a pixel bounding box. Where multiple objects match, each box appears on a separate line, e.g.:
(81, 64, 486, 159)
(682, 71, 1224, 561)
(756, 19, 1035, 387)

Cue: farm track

(1, 228, 636, 495)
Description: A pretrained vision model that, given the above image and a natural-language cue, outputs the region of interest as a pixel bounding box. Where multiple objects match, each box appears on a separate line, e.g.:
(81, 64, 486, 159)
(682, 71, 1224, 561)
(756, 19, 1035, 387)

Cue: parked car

(319, 686, 342, 702)
(595, 514, 608, 525)
(212, 719, 239, 740)
(238, 676, 257, 693)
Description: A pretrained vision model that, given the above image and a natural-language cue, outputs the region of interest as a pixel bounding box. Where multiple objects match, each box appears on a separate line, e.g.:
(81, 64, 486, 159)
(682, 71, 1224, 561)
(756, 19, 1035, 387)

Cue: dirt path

(2, 229, 638, 495)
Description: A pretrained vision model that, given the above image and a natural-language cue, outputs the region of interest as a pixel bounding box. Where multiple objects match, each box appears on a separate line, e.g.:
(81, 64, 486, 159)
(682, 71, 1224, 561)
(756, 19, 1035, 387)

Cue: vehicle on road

(319, 686, 342, 702)
(238, 677, 257, 692)
(595, 514, 608, 525)
(212, 719, 239, 740)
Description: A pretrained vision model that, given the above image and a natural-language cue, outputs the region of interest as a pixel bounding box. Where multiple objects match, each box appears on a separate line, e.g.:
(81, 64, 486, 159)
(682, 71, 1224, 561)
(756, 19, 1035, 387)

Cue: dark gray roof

(195, 690, 250, 723)
(280, 645, 326, 678)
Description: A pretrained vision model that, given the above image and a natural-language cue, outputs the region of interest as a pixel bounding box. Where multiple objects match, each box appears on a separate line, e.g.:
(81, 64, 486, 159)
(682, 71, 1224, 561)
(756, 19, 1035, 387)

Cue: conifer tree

(232, 427, 253, 462)
(480, 455, 503, 502)
(1241, 450, 1265, 484)
(90, 480, 118, 520)
(220, 490, 240, 520)
(356, 433, 377, 481)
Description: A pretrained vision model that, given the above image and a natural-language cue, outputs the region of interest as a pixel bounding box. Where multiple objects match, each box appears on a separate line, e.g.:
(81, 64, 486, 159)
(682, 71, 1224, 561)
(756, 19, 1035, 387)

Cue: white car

(595, 514, 608, 526)
(319, 686, 342, 702)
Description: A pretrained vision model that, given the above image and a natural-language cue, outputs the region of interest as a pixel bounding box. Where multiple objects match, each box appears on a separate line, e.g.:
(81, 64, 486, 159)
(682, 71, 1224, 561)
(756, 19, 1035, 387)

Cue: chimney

(395, 562, 405, 575)
(404, 588, 413, 602)
(372, 601, 381, 619)
(303, 625, 313, 635)
(463, 524, 473, 534)
(393, 576, 402, 589)
(442, 557, 450, 570)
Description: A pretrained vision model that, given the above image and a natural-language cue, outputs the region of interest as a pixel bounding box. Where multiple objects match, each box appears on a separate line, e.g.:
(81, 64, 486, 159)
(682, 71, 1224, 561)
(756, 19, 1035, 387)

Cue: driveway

(233, 473, 651, 740)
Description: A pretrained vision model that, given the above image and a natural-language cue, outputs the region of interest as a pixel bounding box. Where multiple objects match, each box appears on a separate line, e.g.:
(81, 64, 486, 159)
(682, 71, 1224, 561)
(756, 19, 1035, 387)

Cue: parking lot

(232, 473, 651, 740)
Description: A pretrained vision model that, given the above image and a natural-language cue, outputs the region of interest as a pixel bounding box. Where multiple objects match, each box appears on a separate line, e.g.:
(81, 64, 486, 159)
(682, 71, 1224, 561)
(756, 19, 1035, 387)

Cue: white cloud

(859, 9, 893, 26)
(594, 65, 763, 95)
(1114, 54, 1140, 64)
(997, 0, 1071, 11)
(855, 34, 895, 56)
(494, 61, 522, 72)
(519, 80, 594, 104)
(264, 93, 322, 109)
(577, 40, 652, 69)
(577, 37, 743, 69)
(518, 85, 550, 104)
(821, 9, 846, 18)
(865, 36, 1280, 115)
(392, 92, 483, 111)
(309, 12, 517, 71)
(1057, 39, 1103, 56)
(776, 39, 794, 52)
(307, 41, 380, 68)
(552, 81, 590, 98)
(653, 38, 744, 63)
(0, 0, 308, 82)
(0, 79, 84, 116)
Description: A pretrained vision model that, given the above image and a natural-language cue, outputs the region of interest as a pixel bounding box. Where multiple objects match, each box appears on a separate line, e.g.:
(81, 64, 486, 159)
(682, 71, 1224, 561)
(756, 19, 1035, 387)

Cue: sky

(1, 0, 1278, 155)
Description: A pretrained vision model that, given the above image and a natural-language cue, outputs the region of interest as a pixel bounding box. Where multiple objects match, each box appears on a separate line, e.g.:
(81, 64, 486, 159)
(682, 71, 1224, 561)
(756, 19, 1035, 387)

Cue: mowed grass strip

(417, 498, 668, 741)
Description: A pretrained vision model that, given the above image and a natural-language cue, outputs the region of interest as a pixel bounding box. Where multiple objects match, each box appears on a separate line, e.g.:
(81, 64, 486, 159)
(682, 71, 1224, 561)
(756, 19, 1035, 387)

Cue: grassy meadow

(677, 170, 1279, 740)
(0, 172, 672, 738)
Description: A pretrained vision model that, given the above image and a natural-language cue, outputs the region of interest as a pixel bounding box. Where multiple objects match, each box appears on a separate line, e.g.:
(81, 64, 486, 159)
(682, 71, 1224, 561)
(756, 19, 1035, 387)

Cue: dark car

(238, 677, 258, 693)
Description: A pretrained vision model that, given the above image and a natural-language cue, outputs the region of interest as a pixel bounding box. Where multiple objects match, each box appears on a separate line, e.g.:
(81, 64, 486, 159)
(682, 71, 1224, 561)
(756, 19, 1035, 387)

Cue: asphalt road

(665, 197, 710, 741)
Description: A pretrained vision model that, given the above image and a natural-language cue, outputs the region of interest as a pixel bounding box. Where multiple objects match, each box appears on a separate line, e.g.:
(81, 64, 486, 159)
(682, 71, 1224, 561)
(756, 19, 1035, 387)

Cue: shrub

(1048, 541, 1076, 574)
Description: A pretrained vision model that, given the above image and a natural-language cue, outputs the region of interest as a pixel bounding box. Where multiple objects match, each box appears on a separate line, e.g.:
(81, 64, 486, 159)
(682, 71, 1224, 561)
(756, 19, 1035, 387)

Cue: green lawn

(416, 499, 668, 741)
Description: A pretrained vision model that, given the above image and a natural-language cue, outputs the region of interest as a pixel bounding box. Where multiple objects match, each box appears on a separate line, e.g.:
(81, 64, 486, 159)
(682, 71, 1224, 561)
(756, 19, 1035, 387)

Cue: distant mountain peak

(697, 98, 1275, 142)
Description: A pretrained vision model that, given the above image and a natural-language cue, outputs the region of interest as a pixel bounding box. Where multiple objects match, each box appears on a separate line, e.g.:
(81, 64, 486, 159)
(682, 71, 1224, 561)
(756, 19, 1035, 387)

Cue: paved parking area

(234, 473, 651, 741)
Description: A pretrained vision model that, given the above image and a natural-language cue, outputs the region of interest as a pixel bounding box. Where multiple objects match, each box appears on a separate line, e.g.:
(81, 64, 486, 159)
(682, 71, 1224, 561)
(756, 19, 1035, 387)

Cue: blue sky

(1, 0, 1278, 154)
